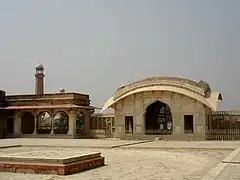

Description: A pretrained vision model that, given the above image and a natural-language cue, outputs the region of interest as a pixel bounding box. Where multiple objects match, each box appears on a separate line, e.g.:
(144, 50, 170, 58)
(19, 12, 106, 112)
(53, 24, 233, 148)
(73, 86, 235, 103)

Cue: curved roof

(101, 77, 223, 112)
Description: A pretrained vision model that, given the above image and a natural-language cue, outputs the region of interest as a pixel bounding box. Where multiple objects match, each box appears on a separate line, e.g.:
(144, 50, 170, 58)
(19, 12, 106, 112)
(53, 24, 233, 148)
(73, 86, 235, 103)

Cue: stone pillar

(33, 116, 37, 134)
(194, 113, 206, 140)
(173, 112, 181, 136)
(13, 111, 22, 136)
(83, 111, 90, 134)
(50, 117, 54, 135)
(68, 109, 76, 138)
(134, 94, 145, 135)
(134, 114, 144, 134)
(115, 115, 124, 134)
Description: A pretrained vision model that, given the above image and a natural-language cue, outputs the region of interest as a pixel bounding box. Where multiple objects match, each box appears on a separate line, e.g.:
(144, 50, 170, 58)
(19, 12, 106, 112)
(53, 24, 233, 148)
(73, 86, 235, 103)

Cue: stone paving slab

(227, 150, 240, 164)
(215, 164, 240, 180)
(3, 139, 240, 150)
(201, 148, 240, 180)
(0, 138, 149, 148)
(120, 140, 240, 150)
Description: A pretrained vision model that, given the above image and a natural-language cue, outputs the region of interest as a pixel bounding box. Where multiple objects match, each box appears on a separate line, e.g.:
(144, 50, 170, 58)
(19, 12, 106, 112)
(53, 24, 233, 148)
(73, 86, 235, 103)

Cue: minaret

(35, 64, 45, 95)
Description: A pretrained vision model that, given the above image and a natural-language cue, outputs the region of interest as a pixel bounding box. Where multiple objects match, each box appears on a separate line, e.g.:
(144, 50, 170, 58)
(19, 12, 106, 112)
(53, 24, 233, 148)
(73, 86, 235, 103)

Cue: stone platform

(0, 147, 105, 175)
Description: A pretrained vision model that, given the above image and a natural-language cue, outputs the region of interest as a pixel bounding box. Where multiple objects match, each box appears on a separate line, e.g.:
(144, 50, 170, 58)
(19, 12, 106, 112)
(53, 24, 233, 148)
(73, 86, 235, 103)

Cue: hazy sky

(0, 0, 240, 110)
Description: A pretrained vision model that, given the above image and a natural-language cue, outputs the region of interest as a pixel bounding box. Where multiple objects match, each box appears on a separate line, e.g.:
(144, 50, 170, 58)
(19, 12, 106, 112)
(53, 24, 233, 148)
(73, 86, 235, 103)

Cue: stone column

(33, 116, 37, 134)
(13, 111, 22, 137)
(116, 115, 124, 132)
(67, 109, 76, 138)
(194, 113, 206, 140)
(134, 114, 144, 134)
(134, 95, 145, 135)
(50, 117, 54, 135)
(173, 112, 181, 136)
(83, 110, 90, 134)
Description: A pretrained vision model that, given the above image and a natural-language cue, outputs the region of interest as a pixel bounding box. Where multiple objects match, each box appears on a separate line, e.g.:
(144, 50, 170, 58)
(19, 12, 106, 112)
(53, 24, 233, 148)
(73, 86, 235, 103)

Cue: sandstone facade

(102, 77, 222, 140)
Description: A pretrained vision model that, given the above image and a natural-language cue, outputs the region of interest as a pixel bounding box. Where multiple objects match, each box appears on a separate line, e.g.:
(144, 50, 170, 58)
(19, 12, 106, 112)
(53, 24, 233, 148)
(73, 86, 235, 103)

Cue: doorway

(145, 100, 173, 135)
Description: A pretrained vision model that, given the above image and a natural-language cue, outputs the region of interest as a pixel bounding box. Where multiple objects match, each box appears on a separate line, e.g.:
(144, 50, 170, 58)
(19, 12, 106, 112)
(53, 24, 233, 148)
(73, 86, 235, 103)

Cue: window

(125, 116, 133, 134)
(184, 115, 194, 134)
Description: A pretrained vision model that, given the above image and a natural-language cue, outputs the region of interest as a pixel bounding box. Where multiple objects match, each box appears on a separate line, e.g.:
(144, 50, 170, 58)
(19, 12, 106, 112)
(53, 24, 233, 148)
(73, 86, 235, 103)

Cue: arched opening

(21, 112, 35, 134)
(53, 111, 69, 134)
(145, 101, 173, 135)
(76, 111, 84, 134)
(37, 112, 52, 134)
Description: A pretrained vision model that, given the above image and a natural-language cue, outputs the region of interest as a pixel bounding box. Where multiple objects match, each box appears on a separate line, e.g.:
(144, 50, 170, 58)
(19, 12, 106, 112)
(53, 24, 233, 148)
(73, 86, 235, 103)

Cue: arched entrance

(53, 111, 69, 134)
(37, 112, 52, 134)
(145, 100, 173, 135)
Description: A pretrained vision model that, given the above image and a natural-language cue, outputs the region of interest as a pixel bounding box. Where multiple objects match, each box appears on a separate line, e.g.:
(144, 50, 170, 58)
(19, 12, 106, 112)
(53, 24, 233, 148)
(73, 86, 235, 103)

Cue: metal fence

(206, 129, 240, 140)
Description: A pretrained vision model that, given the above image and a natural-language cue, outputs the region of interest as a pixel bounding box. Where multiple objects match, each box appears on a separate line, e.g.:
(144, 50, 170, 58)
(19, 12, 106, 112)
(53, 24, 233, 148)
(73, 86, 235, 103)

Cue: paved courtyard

(0, 138, 239, 180)
(0, 147, 230, 180)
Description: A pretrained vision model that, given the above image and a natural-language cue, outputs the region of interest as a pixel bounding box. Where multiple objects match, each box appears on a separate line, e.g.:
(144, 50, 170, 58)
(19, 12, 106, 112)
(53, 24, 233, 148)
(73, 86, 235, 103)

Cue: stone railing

(114, 77, 205, 100)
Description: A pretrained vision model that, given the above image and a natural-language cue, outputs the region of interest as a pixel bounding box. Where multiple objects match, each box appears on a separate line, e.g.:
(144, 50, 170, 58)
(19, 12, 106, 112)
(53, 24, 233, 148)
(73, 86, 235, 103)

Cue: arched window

(37, 112, 52, 134)
(53, 111, 69, 134)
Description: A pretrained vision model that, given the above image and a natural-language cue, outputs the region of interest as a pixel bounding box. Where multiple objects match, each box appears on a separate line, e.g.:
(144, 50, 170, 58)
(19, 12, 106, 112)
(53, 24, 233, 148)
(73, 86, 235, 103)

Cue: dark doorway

(145, 100, 173, 135)
(184, 115, 194, 134)
(7, 111, 14, 134)
(7, 118, 14, 134)
(21, 112, 35, 134)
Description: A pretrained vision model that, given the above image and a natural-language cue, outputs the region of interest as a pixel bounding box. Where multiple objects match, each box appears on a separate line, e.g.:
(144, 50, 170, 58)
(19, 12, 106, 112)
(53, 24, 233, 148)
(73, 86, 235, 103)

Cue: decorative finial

(35, 61, 44, 70)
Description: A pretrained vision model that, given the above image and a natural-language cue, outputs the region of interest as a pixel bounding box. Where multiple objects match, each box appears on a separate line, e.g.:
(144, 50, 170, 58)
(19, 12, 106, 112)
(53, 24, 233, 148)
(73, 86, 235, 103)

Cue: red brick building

(0, 64, 96, 138)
